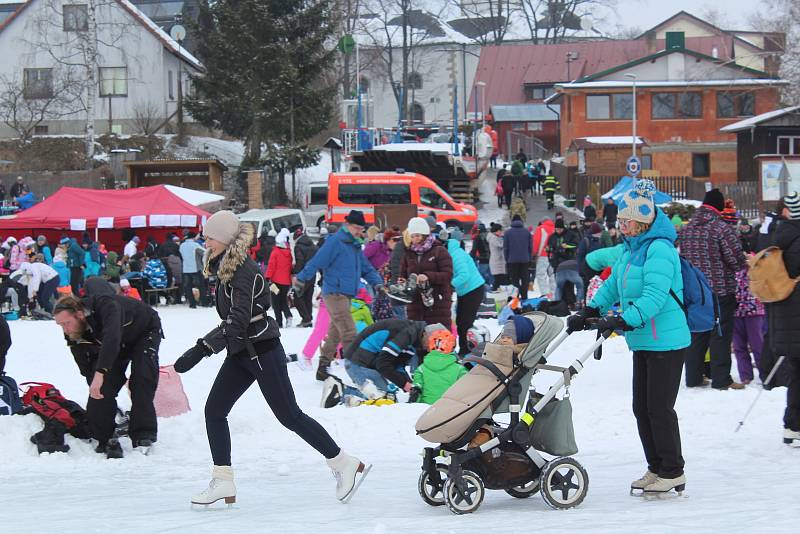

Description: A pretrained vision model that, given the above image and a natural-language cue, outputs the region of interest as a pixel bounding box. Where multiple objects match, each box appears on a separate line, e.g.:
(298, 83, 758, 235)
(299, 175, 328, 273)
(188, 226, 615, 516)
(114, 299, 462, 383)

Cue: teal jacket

(589, 209, 690, 352)
(447, 239, 485, 296)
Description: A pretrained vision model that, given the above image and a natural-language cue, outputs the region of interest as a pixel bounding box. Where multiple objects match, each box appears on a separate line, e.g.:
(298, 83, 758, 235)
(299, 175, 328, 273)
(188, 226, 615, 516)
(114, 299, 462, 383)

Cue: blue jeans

(476, 261, 493, 288)
(345, 360, 389, 392)
(555, 270, 585, 302)
(392, 303, 407, 319)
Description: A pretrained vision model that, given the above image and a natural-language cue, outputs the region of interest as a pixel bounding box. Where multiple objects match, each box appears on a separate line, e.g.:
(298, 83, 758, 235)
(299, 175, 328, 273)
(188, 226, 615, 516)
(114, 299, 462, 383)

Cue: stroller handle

(528, 330, 610, 416)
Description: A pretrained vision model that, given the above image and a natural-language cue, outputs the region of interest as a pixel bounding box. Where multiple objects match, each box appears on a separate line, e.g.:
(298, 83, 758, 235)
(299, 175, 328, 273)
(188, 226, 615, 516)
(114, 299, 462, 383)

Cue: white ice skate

(321, 377, 343, 408)
(360, 379, 382, 400)
(285, 317, 294, 328)
(643, 474, 686, 498)
(629, 471, 658, 495)
(327, 451, 372, 503)
(784, 428, 800, 446)
(191, 466, 236, 508)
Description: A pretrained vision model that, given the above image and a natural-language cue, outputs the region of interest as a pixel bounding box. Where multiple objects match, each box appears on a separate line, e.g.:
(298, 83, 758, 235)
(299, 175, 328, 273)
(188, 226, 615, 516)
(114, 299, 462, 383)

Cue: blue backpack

(669, 256, 720, 334)
(0, 373, 23, 415)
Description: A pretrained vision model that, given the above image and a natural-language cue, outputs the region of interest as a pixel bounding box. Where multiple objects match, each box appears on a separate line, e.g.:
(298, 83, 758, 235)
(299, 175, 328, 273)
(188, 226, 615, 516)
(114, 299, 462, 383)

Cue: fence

(719, 182, 760, 219)
(506, 131, 552, 162)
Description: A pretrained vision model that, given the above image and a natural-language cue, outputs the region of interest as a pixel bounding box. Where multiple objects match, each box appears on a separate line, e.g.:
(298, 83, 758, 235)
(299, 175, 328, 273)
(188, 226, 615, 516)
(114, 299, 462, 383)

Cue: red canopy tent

(0, 185, 211, 253)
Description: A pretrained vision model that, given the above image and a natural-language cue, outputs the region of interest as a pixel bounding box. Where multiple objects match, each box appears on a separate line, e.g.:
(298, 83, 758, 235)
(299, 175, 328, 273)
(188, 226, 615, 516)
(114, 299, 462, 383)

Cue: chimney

(645, 30, 657, 54)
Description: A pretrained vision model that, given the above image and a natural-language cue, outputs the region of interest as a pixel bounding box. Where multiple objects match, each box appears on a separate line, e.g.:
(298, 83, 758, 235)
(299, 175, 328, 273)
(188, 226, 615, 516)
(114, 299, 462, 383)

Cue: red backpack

(21, 382, 87, 432)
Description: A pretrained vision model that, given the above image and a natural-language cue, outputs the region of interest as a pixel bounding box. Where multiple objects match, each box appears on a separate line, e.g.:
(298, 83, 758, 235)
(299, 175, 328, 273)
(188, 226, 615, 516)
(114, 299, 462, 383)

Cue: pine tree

(186, 0, 338, 178)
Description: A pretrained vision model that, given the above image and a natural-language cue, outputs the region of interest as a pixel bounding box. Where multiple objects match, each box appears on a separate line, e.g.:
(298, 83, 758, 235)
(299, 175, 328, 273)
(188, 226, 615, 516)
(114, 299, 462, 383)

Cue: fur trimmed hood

(204, 223, 254, 283)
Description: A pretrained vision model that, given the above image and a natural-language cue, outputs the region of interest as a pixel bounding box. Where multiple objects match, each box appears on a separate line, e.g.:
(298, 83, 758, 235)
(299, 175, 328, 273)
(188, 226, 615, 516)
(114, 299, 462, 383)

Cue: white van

(237, 208, 306, 241)
(304, 180, 328, 228)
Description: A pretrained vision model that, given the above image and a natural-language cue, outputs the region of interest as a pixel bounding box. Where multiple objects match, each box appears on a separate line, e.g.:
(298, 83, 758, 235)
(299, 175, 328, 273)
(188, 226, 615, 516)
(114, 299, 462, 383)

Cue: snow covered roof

(164, 185, 225, 207)
(555, 79, 787, 90)
(0, 0, 201, 70)
(368, 142, 453, 153)
(490, 104, 560, 122)
(571, 137, 646, 150)
(720, 106, 800, 133)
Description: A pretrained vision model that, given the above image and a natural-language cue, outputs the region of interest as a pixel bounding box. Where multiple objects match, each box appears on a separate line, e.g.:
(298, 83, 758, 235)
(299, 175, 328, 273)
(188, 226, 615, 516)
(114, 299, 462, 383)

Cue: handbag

(529, 396, 578, 456)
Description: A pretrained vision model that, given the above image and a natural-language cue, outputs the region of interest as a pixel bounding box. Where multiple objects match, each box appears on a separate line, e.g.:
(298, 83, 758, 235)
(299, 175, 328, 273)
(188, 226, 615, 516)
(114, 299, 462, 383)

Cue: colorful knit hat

(785, 191, 800, 220)
(617, 179, 657, 224)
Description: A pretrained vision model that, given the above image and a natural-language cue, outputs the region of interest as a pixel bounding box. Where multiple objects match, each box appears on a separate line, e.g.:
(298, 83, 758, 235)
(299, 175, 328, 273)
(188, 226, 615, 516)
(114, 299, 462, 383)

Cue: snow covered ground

(1, 305, 798, 533)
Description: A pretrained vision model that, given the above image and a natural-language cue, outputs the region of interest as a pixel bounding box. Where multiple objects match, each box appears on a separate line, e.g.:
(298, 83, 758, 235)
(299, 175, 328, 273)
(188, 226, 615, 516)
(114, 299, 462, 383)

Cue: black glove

(566, 307, 600, 333)
(292, 278, 307, 296)
(408, 386, 421, 403)
(596, 315, 633, 333)
(173, 340, 212, 373)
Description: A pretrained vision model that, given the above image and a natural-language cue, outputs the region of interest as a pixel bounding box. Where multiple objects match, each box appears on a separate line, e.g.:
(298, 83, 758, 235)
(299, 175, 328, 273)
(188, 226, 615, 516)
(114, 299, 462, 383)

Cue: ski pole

(734, 355, 786, 433)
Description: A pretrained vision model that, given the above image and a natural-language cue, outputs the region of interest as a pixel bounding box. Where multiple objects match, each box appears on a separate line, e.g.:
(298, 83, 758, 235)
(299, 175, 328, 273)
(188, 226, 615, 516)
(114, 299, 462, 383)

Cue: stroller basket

(415, 312, 564, 445)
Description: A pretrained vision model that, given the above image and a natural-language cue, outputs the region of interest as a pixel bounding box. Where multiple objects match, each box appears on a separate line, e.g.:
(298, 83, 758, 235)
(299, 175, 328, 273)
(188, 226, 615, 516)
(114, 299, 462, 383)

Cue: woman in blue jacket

(569, 180, 690, 496)
(446, 228, 485, 356)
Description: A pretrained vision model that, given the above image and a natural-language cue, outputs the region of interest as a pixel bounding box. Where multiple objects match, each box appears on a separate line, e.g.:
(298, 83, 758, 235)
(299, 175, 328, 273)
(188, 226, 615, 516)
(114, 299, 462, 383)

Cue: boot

(643, 474, 686, 494)
(321, 377, 343, 408)
(30, 421, 70, 454)
(316, 358, 333, 382)
(784, 428, 800, 445)
(192, 465, 236, 506)
(95, 437, 124, 459)
(630, 470, 658, 493)
(326, 450, 371, 503)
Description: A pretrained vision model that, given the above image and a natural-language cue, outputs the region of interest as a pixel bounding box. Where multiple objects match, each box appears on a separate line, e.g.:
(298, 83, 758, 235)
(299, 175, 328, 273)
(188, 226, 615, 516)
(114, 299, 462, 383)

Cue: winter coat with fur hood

(204, 224, 281, 358)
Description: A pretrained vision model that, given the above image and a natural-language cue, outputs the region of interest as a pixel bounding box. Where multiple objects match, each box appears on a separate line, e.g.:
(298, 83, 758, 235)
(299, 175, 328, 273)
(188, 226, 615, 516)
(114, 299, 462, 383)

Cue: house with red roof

(0, 0, 201, 138)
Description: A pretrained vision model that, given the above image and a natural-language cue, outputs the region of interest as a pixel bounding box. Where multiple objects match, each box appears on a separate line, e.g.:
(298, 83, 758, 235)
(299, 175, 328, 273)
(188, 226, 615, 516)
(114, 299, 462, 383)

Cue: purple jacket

(678, 206, 745, 296)
(735, 268, 765, 317)
(364, 240, 391, 271)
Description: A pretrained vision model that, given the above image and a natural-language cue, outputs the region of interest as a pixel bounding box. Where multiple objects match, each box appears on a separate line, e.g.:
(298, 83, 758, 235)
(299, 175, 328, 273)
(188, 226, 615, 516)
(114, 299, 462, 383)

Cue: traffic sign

(338, 34, 356, 54)
(626, 156, 641, 177)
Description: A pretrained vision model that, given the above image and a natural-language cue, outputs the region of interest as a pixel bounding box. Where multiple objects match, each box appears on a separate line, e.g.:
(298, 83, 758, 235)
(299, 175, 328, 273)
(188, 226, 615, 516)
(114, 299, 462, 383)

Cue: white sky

(606, 0, 757, 33)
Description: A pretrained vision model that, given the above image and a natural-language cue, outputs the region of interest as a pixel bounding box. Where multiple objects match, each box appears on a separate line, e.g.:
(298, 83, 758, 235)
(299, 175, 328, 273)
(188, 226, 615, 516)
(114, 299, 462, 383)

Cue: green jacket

(589, 209, 690, 352)
(351, 298, 374, 332)
(104, 251, 121, 281)
(412, 350, 467, 404)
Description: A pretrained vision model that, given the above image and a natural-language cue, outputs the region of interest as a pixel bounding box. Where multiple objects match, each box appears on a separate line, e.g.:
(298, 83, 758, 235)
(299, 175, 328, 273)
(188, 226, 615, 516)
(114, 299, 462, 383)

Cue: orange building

(548, 43, 784, 184)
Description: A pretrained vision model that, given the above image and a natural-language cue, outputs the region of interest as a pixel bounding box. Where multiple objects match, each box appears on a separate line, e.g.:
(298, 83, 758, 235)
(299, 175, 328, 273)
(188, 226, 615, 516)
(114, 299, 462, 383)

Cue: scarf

(411, 234, 435, 253)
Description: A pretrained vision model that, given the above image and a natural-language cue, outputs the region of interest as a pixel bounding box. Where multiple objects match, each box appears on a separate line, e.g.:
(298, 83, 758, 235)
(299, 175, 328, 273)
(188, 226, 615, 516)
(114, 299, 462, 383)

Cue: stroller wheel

(540, 457, 589, 510)
(444, 470, 485, 515)
(505, 478, 540, 499)
(417, 465, 448, 507)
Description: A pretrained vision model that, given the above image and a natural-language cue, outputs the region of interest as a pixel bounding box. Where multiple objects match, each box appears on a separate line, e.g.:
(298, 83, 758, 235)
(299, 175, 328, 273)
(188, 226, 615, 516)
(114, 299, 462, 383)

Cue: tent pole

(95, 227, 99, 242)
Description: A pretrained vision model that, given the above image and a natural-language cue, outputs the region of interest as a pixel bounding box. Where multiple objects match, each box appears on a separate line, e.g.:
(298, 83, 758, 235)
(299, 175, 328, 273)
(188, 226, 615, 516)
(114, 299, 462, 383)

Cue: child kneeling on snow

(411, 330, 467, 404)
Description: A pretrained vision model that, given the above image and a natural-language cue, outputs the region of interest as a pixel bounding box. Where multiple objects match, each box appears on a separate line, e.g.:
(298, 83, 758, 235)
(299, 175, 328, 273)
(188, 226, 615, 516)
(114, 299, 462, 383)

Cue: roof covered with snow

(571, 136, 646, 149)
(164, 185, 225, 206)
(720, 106, 800, 133)
(490, 104, 560, 122)
(368, 142, 453, 153)
(554, 79, 787, 90)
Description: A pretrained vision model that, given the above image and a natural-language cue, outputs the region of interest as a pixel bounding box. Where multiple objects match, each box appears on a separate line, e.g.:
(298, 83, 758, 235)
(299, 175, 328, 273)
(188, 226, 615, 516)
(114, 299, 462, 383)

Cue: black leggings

(271, 283, 292, 327)
(205, 344, 340, 466)
(457, 286, 485, 356)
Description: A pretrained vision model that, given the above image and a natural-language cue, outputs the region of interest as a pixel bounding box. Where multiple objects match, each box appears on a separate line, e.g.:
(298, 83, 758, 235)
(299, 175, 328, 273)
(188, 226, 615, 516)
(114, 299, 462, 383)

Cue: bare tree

(750, 0, 800, 105)
(23, 0, 140, 166)
(0, 71, 83, 143)
(358, 0, 449, 123)
(448, 0, 514, 45)
(519, 0, 614, 44)
(131, 99, 163, 135)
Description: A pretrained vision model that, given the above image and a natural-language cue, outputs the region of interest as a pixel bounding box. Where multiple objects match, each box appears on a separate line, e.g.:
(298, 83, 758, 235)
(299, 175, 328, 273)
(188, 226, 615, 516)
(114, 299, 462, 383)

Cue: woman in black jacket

(174, 211, 369, 506)
(768, 194, 800, 445)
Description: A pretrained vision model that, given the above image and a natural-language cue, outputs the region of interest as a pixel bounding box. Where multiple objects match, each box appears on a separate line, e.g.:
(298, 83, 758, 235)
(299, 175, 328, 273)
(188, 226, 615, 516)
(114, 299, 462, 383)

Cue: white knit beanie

(407, 217, 430, 235)
(784, 191, 800, 220)
(275, 228, 290, 247)
(203, 210, 240, 245)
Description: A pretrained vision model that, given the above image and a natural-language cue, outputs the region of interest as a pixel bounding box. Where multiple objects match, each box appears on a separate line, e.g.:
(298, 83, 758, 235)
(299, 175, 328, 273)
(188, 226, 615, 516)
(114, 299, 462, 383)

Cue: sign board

(626, 156, 641, 177)
(337, 34, 356, 54)
(374, 204, 417, 231)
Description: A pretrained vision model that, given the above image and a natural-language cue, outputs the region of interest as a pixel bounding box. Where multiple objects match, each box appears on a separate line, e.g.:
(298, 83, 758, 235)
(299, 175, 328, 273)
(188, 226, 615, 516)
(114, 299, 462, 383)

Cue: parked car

(303, 180, 328, 229)
(237, 208, 306, 242)
(325, 171, 478, 231)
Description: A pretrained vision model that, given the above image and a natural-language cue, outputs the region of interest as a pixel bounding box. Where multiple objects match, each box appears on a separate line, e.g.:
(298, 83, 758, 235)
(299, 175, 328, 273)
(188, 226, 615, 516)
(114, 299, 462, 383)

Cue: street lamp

(624, 73, 637, 160)
(476, 81, 486, 128)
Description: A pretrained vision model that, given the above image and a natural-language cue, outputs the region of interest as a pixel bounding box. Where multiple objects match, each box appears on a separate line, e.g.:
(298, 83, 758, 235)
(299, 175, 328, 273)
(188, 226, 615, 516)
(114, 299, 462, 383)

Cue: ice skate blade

(783, 438, 800, 447)
(191, 496, 236, 510)
(340, 463, 372, 504)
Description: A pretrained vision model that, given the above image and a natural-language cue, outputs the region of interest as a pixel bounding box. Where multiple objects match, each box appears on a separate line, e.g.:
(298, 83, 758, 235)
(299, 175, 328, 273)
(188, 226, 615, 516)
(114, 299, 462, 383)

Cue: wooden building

(124, 159, 227, 191)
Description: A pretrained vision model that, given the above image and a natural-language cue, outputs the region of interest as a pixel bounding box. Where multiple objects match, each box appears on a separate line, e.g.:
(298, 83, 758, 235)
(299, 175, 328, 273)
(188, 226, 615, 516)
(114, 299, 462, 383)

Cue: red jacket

(266, 246, 293, 285)
(532, 219, 555, 258)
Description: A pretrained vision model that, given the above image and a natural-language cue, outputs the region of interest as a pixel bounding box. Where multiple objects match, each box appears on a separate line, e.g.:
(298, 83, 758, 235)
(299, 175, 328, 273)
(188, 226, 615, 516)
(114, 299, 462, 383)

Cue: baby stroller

(414, 311, 611, 514)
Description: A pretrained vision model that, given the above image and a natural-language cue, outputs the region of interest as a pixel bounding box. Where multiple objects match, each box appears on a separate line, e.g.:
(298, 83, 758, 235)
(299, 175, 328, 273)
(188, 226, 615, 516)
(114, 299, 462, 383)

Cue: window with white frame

(777, 136, 800, 155)
(99, 67, 127, 97)
(23, 68, 53, 99)
(63, 4, 88, 32)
